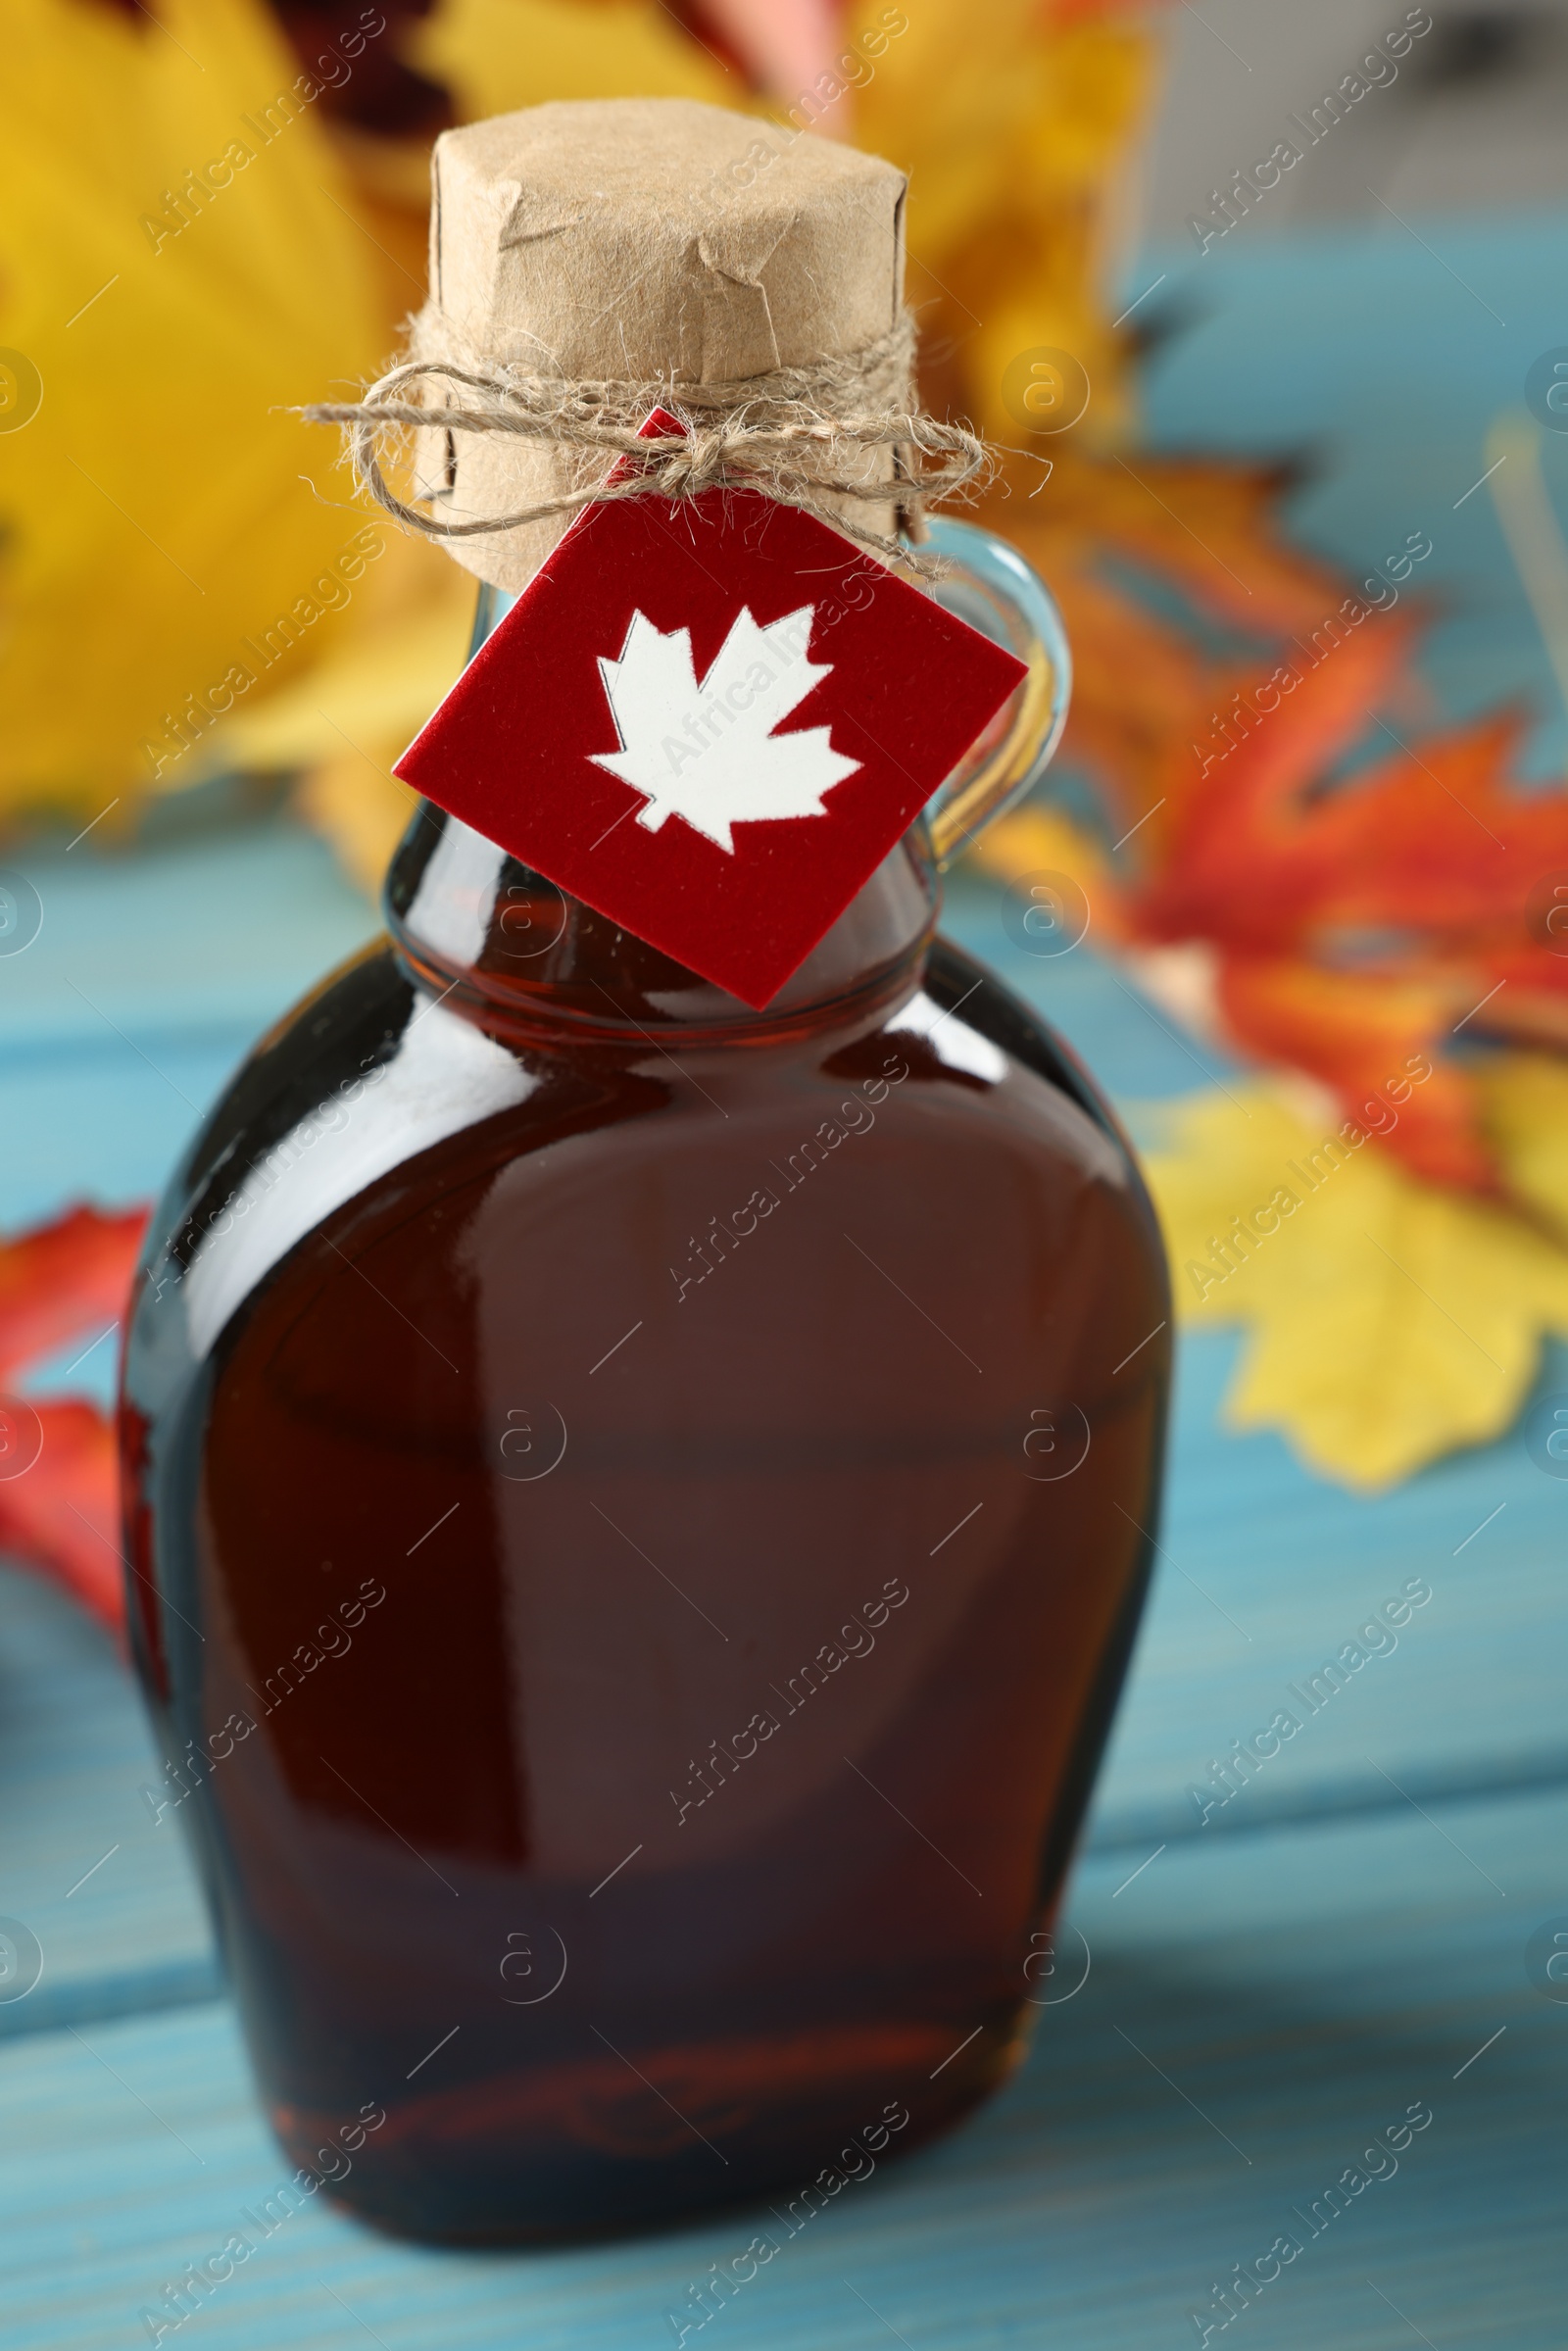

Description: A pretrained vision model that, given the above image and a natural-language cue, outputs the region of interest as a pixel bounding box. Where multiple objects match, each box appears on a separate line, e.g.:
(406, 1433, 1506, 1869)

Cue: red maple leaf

(0, 1202, 149, 1634)
(1127, 634, 1568, 1188)
(990, 462, 1568, 1199)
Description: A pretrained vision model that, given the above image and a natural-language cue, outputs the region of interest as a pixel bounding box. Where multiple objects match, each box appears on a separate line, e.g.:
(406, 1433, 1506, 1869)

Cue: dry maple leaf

(0, 1400, 126, 1630)
(1141, 666, 1568, 1191)
(0, 0, 387, 821)
(1144, 1063, 1568, 1490)
(984, 470, 1568, 1198)
(0, 1202, 148, 1633)
(975, 445, 1347, 875)
(0, 1203, 148, 1386)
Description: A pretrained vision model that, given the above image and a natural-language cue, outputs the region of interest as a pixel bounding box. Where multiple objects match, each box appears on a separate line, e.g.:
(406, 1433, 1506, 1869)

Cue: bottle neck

(383, 583, 939, 1045)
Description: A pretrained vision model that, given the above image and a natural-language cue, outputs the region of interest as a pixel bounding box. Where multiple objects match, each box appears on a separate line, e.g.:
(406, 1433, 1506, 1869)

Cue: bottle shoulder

(917, 935, 1129, 1145)
(889, 936, 1167, 1271)
(128, 928, 1160, 1388)
(159, 931, 1139, 1211)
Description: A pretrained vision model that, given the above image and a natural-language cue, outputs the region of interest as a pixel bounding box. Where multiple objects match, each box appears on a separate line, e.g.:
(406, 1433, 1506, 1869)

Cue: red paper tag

(395, 416, 1027, 1007)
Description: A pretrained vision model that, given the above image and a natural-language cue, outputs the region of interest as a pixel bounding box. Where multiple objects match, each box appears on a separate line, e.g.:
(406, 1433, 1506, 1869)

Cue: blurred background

(4, 10, 1567, 2343)
(7, 0, 1568, 1579)
(1146, 0, 1568, 228)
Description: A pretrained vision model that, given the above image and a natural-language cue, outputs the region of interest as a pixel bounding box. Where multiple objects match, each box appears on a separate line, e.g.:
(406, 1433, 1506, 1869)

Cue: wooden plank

(1082, 1325, 1568, 1850)
(0, 1786, 1558, 2350)
(0, 1570, 216, 2039)
(1, 1035, 270, 1239)
(0, 821, 376, 1054)
(2, 839, 1563, 2027)
(0, 822, 375, 1229)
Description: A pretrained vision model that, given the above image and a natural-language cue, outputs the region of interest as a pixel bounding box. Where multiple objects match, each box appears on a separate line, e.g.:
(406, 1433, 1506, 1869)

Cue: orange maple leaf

(0, 1400, 126, 1631)
(0, 1202, 149, 1386)
(1131, 641, 1568, 1186)
(0, 1203, 148, 1634)
(984, 459, 1568, 1196)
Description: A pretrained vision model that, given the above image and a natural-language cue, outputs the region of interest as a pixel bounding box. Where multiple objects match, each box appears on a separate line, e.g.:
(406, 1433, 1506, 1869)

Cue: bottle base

(277, 2015, 1028, 2248)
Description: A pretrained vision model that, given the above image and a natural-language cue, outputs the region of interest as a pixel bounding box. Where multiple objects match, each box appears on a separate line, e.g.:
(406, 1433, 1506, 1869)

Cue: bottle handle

(919, 516, 1073, 870)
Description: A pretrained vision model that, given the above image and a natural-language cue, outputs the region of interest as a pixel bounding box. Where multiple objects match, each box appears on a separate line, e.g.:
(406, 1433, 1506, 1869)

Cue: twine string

(303, 309, 992, 565)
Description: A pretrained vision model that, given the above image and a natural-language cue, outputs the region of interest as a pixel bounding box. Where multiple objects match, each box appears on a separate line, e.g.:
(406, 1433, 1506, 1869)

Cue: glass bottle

(120, 521, 1169, 2244)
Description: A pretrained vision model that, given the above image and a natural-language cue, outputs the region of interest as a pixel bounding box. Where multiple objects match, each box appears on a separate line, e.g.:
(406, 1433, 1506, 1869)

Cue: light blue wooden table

(2, 218, 1564, 2349)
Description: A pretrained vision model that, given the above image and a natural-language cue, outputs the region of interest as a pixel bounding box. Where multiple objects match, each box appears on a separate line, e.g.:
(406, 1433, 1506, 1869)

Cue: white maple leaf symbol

(589, 604, 861, 854)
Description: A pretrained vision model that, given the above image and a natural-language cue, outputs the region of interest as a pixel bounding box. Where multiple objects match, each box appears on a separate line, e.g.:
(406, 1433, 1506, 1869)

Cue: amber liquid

(121, 805, 1168, 2244)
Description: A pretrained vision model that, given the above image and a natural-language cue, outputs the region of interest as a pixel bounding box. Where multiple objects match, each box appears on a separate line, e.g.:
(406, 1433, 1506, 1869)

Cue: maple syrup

(121, 762, 1169, 2242)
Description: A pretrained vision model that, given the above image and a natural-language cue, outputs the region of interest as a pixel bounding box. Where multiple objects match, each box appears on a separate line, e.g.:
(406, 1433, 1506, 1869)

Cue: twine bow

(304, 310, 993, 568)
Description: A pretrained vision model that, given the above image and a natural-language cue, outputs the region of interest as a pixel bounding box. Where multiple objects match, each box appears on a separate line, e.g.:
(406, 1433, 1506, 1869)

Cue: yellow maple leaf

(414, 0, 735, 118)
(1143, 1060, 1568, 1489)
(1476, 1051, 1568, 1245)
(0, 0, 1168, 902)
(416, 0, 1154, 445)
(968, 801, 1117, 923)
(0, 0, 387, 822)
(213, 522, 476, 889)
(853, 1, 1155, 442)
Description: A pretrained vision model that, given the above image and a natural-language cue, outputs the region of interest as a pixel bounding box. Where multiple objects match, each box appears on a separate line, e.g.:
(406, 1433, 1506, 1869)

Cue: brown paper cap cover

(419, 99, 908, 592)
